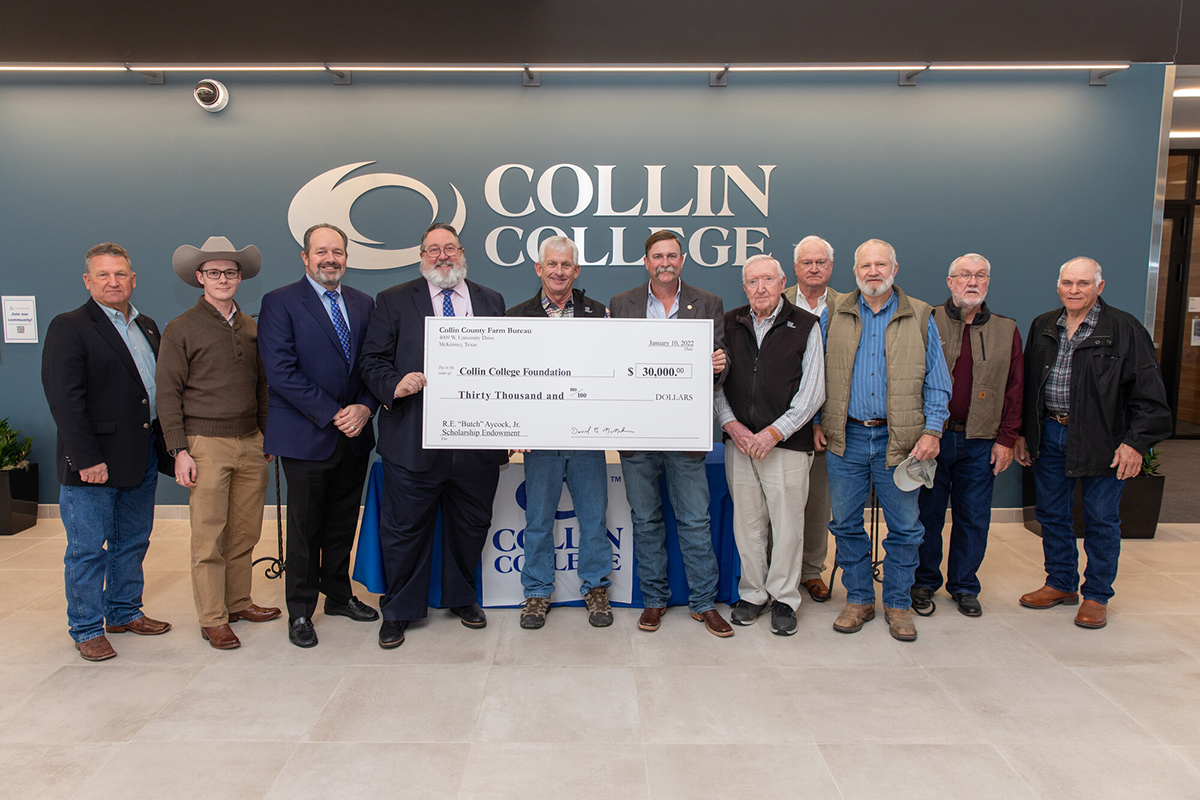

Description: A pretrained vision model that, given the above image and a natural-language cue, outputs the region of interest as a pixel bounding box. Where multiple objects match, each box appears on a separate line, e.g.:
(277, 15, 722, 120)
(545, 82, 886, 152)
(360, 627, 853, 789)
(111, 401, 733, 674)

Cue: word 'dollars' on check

(423, 317, 715, 450)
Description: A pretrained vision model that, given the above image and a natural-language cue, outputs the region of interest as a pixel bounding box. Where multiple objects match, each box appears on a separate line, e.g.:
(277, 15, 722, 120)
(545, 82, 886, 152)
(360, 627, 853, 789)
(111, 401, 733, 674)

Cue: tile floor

(2, 518, 1200, 799)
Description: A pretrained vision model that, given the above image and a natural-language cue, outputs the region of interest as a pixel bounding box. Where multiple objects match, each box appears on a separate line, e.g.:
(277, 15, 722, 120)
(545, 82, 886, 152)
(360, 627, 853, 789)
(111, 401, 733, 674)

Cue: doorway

(1153, 150, 1200, 437)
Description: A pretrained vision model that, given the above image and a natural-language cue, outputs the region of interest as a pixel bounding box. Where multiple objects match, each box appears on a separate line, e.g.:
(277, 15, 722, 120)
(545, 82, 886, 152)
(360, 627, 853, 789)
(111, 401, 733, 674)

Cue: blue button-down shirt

(102, 302, 157, 421)
(819, 291, 951, 431)
(645, 281, 682, 319)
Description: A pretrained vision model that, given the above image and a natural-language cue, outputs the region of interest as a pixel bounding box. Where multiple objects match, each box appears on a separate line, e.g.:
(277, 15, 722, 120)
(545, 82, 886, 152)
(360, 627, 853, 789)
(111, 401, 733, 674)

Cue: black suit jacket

(41, 298, 173, 487)
(609, 279, 729, 389)
(360, 277, 509, 471)
(258, 277, 378, 461)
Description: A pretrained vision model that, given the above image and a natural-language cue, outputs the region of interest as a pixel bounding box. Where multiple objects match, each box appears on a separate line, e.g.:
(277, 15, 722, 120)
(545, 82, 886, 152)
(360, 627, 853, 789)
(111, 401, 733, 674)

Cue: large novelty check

(422, 316, 714, 450)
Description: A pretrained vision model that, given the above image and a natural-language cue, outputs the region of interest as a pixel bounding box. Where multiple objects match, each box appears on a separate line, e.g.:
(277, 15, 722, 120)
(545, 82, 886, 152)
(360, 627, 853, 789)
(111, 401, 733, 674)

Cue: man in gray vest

(818, 239, 952, 641)
(783, 235, 839, 603)
(913, 254, 1023, 618)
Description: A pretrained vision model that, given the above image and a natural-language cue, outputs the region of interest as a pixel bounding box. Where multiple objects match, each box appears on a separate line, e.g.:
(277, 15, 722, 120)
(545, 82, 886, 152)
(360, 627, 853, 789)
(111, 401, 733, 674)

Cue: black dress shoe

(379, 620, 407, 649)
(910, 586, 935, 612)
(952, 593, 983, 617)
(289, 617, 318, 648)
(324, 596, 380, 622)
(449, 603, 487, 629)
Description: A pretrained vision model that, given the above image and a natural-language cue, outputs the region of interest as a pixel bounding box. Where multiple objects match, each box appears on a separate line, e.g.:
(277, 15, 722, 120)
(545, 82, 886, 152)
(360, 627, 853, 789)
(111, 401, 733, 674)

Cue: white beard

(856, 272, 895, 298)
(421, 258, 468, 290)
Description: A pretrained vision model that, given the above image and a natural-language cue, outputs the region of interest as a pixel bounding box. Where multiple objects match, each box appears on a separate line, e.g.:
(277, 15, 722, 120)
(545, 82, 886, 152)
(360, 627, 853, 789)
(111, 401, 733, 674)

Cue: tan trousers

(187, 432, 269, 627)
(801, 450, 831, 581)
(726, 445, 813, 611)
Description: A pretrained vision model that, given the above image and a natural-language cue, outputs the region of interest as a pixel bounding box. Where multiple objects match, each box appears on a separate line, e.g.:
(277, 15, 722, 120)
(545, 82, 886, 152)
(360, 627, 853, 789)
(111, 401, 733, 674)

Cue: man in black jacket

(715, 254, 824, 636)
(41, 243, 174, 661)
(506, 235, 613, 630)
(1015, 257, 1171, 629)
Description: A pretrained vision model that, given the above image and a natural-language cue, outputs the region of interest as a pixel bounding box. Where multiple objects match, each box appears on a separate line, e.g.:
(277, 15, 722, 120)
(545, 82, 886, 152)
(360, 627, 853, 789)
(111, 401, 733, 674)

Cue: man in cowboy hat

(156, 235, 279, 650)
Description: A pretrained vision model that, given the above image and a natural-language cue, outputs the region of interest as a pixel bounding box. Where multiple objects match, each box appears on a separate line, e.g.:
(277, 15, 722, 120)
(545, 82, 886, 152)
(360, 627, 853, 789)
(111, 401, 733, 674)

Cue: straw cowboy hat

(172, 235, 262, 288)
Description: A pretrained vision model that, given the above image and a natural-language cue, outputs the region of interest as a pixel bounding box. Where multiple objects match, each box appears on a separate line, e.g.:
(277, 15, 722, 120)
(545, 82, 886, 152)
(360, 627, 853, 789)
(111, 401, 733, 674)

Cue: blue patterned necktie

(442, 288, 455, 317)
(325, 290, 352, 362)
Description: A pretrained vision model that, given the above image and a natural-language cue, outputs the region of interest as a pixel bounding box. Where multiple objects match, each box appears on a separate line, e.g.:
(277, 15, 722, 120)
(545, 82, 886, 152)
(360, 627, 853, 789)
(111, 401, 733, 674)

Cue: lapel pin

(687, 304, 693, 310)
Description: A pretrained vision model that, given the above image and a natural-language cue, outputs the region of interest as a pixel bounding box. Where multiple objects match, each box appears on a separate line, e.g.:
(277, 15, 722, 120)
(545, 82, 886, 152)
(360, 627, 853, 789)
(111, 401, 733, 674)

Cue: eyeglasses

(951, 272, 990, 282)
(200, 268, 241, 280)
(745, 276, 781, 289)
(422, 245, 461, 258)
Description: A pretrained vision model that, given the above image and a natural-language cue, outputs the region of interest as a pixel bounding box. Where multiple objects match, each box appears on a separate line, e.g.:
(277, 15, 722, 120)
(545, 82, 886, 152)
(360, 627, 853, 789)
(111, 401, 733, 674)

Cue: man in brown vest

(913, 254, 1023, 618)
(819, 239, 952, 641)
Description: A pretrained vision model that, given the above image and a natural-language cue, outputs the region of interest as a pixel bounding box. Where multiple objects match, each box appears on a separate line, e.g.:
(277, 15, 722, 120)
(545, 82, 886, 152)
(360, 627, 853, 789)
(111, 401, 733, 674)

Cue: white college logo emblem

(287, 162, 467, 271)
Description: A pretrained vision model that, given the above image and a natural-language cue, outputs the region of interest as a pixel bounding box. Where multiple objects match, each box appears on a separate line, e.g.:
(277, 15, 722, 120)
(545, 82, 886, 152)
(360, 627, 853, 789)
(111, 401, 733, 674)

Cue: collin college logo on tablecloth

(287, 161, 777, 271)
(481, 464, 634, 606)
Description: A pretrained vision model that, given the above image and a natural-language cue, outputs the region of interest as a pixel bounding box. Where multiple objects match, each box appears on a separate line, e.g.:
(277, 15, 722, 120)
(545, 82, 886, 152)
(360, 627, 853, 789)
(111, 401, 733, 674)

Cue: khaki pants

(801, 450, 831, 581)
(187, 432, 269, 627)
(726, 445, 813, 611)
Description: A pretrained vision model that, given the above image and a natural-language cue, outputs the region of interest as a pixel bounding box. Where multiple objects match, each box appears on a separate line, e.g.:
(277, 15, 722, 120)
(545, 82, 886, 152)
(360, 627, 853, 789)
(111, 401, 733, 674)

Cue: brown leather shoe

(803, 578, 831, 603)
(201, 624, 241, 650)
(105, 615, 172, 635)
(833, 602, 876, 633)
(883, 606, 918, 641)
(227, 604, 282, 623)
(1019, 585, 1079, 609)
(690, 608, 734, 638)
(638, 606, 665, 632)
(1074, 598, 1108, 629)
(75, 635, 117, 662)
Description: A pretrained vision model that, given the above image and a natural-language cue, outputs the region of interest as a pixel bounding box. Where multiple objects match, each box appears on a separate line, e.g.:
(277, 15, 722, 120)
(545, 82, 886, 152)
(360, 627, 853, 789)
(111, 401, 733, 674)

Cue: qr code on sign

(15, 325, 25, 333)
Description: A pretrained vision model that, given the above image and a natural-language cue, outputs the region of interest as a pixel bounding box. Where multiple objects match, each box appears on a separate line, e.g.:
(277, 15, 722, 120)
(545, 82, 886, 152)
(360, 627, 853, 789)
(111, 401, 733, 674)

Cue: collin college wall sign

(288, 161, 776, 271)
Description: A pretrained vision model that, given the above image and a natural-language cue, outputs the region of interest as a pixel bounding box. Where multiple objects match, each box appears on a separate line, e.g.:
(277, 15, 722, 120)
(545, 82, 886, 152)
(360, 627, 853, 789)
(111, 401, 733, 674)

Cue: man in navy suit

(259, 224, 380, 649)
(360, 222, 507, 649)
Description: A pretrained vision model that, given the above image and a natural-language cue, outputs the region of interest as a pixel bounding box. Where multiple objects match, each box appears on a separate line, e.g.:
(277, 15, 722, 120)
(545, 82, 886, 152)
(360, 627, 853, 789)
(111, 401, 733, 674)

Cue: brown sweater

(156, 297, 269, 452)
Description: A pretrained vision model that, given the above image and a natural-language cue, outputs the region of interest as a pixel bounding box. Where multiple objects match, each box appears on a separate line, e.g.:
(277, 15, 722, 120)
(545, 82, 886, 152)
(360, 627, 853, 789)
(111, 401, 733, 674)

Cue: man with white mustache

(360, 222, 508, 649)
(819, 238, 951, 641)
(912, 254, 1024, 619)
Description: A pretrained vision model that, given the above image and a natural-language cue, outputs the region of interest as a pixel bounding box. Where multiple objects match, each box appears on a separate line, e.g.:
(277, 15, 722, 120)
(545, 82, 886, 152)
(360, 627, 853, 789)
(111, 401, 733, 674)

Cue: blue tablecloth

(352, 444, 740, 608)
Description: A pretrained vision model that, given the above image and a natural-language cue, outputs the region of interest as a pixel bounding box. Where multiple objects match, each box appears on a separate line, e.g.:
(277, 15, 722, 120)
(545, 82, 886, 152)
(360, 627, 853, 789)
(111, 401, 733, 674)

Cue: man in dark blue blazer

(259, 224, 380, 649)
(360, 222, 508, 649)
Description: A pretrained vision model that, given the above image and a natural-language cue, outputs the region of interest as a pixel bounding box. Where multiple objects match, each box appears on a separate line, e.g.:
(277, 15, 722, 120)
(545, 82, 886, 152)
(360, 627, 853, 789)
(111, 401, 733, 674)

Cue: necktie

(442, 288, 455, 317)
(325, 290, 352, 362)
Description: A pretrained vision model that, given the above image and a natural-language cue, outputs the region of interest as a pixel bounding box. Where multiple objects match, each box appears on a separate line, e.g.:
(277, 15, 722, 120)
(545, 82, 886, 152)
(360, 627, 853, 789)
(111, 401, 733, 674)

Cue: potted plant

(1021, 447, 1166, 540)
(0, 418, 37, 535)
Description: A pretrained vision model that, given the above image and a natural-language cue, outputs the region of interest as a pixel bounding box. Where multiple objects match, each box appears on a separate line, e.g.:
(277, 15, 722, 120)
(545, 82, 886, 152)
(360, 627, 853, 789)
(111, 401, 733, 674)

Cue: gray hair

(741, 254, 785, 283)
(854, 238, 897, 267)
(793, 235, 834, 264)
(948, 253, 991, 277)
(537, 235, 580, 264)
(1059, 256, 1103, 283)
(85, 242, 131, 272)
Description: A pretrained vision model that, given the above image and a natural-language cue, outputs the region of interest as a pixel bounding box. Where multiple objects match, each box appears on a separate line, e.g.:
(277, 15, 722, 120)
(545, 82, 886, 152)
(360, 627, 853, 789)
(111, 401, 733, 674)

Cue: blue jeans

(60, 438, 159, 643)
(916, 430, 996, 597)
(520, 450, 612, 598)
(1032, 419, 1124, 603)
(619, 451, 718, 612)
(826, 423, 924, 609)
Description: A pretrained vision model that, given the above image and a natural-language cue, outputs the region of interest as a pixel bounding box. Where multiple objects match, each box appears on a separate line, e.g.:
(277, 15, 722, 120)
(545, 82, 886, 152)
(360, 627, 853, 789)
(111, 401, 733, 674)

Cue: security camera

(193, 79, 229, 113)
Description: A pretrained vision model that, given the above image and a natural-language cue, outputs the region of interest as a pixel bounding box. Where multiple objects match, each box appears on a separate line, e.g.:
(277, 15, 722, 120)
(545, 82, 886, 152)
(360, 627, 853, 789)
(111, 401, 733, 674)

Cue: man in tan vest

(783, 235, 840, 603)
(818, 239, 951, 641)
(912, 254, 1024, 618)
